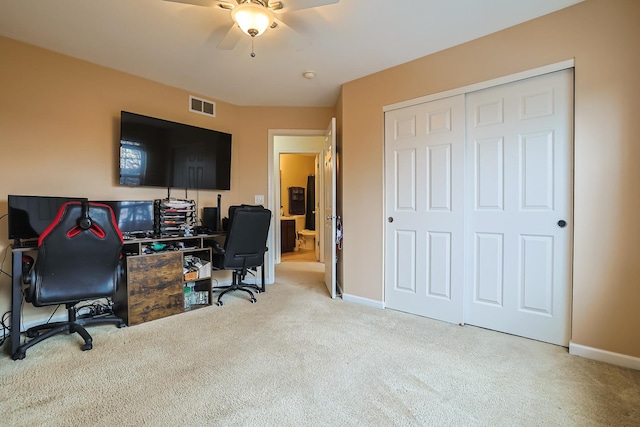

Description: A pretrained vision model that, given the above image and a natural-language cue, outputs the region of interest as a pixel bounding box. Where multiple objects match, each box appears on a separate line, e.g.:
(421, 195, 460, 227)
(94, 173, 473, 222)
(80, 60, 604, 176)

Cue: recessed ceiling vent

(189, 95, 216, 117)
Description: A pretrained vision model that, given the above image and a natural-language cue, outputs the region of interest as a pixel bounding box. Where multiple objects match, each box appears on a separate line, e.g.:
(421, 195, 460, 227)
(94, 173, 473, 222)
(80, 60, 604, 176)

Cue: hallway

(280, 249, 317, 263)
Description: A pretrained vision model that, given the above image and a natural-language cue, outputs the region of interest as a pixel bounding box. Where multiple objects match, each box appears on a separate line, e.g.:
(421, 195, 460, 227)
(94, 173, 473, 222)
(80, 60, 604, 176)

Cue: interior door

(464, 69, 573, 346)
(384, 95, 465, 323)
(323, 118, 337, 298)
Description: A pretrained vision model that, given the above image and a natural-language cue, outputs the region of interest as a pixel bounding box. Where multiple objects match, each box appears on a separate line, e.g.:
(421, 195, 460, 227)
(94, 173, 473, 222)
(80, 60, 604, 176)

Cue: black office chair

(212, 205, 271, 306)
(13, 201, 126, 360)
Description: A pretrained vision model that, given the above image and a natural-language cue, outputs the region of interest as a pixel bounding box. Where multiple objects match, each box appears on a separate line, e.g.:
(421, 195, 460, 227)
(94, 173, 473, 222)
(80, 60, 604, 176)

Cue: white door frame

(267, 129, 326, 282)
(384, 60, 575, 113)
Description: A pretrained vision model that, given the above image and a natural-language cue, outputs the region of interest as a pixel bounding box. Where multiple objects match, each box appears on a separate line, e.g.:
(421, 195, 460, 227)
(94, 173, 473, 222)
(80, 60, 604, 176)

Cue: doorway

(267, 119, 338, 299)
(279, 152, 320, 263)
(267, 131, 326, 282)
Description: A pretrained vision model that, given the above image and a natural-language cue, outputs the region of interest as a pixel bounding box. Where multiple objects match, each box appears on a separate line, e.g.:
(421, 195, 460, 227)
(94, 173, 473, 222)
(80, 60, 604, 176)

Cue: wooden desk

(6, 234, 223, 358)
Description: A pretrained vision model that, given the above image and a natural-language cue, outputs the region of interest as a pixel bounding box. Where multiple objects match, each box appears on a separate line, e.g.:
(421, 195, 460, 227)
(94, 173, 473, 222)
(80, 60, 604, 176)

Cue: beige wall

(340, 0, 640, 358)
(0, 36, 333, 324)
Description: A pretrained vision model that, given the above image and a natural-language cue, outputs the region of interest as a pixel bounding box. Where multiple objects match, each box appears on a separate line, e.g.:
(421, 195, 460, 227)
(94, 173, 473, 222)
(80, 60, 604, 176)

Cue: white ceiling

(0, 0, 582, 107)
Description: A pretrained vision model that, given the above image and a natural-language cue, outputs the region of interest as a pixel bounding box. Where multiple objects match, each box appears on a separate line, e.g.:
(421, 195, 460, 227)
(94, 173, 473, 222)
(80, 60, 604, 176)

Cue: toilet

(298, 229, 317, 251)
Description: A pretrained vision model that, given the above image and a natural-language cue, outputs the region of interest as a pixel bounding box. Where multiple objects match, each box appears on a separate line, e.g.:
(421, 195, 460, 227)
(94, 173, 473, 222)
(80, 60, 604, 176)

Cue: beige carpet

(1, 262, 639, 426)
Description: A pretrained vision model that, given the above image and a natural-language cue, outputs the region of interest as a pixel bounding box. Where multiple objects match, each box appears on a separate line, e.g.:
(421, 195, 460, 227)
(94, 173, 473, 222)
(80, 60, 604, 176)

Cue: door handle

(557, 220, 567, 228)
(388, 217, 394, 223)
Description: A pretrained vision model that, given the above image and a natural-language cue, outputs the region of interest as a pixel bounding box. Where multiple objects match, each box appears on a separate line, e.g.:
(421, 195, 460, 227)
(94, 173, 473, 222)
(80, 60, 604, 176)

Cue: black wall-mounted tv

(119, 111, 232, 190)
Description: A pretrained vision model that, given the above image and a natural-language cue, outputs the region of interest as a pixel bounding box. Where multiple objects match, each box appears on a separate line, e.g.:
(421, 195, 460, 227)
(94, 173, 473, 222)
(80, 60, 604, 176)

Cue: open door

(323, 118, 337, 298)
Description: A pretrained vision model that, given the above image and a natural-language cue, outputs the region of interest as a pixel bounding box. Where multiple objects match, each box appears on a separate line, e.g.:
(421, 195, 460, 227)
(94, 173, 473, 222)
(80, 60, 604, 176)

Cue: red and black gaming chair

(13, 201, 126, 360)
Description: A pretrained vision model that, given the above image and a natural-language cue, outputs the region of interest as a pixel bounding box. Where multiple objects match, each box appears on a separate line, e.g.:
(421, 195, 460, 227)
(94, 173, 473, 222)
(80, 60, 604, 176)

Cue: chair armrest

(210, 240, 225, 254)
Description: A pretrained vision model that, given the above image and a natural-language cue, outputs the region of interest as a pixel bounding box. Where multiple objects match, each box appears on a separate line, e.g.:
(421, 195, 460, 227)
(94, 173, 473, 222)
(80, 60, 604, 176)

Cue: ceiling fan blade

(217, 25, 243, 50)
(272, 17, 307, 51)
(163, 0, 235, 9)
(271, 0, 339, 13)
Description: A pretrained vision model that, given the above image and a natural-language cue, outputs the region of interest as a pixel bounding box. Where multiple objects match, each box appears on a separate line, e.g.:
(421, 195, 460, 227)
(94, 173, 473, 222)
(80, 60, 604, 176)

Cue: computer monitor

(8, 195, 88, 243)
(96, 200, 155, 238)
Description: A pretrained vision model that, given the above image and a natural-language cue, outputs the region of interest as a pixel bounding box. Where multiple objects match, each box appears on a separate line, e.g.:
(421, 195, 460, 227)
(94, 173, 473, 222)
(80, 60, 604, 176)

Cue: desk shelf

(114, 234, 219, 326)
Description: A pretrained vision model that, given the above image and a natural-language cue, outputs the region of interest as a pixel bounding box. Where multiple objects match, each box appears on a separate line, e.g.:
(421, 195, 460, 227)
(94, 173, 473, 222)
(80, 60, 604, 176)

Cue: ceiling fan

(164, 0, 340, 55)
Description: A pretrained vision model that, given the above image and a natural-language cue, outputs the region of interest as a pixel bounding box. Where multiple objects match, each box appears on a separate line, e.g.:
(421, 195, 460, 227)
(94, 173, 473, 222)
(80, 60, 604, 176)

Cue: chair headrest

(76, 200, 93, 230)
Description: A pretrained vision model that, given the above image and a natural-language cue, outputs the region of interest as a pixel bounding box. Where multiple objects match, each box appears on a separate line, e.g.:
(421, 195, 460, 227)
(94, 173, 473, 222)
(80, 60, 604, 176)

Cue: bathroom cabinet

(281, 219, 296, 253)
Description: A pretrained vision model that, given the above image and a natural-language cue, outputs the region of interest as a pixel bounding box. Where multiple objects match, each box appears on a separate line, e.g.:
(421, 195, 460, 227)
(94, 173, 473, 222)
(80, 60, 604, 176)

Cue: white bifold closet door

(384, 95, 466, 324)
(384, 69, 573, 346)
(464, 70, 573, 346)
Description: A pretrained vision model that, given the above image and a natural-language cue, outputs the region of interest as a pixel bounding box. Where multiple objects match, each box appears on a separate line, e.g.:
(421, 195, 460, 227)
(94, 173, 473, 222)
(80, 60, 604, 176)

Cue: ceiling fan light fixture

(231, 1, 274, 37)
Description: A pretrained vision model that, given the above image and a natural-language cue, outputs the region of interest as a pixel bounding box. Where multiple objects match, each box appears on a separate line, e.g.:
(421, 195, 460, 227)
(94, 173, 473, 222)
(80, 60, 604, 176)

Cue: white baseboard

(341, 293, 384, 309)
(569, 342, 640, 371)
(211, 278, 232, 287)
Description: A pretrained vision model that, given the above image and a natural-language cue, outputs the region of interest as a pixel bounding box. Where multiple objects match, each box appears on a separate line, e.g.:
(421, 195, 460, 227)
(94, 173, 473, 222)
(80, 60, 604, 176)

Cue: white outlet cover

(255, 195, 265, 205)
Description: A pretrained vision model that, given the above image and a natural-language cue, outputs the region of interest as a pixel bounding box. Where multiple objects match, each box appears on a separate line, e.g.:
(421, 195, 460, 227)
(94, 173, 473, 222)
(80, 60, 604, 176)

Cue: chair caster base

(217, 301, 224, 307)
(82, 341, 93, 351)
(250, 298, 257, 303)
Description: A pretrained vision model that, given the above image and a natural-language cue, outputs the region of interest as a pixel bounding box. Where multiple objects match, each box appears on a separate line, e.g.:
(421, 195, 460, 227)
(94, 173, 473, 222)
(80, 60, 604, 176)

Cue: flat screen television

(119, 111, 232, 190)
(8, 195, 88, 242)
(96, 200, 155, 238)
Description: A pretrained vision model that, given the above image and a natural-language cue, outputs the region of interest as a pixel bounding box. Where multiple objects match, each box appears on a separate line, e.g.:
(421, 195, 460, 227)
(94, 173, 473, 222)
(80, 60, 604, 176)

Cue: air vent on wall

(189, 95, 216, 117)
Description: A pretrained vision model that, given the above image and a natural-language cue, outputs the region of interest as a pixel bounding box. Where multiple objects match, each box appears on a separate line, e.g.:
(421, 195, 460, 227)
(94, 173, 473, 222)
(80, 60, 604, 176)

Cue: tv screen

(119, 111, 232, 190)
(8, 195, 88, 241)
(96, 200, 155, 237)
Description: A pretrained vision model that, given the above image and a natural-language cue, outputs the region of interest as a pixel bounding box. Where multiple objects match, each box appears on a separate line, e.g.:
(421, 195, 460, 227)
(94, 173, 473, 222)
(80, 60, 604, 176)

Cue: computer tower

(202, 207, 218, 232)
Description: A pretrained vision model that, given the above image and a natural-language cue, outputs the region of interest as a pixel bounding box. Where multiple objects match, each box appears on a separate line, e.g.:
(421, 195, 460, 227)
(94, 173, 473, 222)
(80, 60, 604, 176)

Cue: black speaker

(202, 207, 218, 232)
